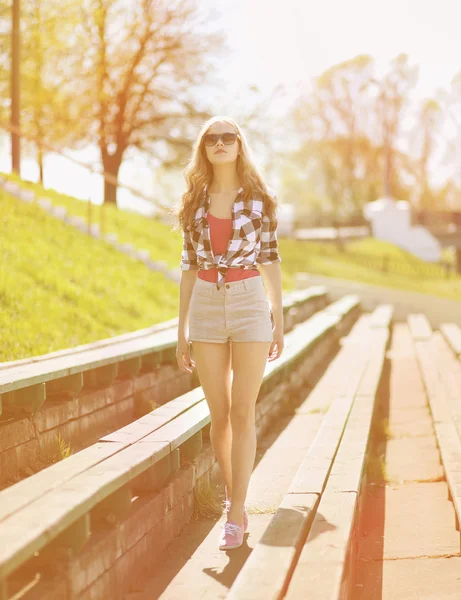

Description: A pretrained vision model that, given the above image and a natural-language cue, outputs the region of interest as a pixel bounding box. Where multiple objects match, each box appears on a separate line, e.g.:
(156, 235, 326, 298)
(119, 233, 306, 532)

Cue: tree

(290, 55, 379, 225)
(374, 53, 418, 199)
(68, 0, 225, 205)
(410, 98, 442, 210)
(442, 72, 461, 203)
(286, 52, 420, 235)
(0, 0, 81, 182)
(0, 4, 8, 115)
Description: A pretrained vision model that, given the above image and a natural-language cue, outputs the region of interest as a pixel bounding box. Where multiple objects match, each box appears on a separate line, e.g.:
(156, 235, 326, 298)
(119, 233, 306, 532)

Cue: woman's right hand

(176, 335, 196, 373)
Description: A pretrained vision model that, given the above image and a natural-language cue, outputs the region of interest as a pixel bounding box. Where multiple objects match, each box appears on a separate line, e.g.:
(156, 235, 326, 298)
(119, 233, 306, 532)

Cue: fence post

(87, 195, 92, 234)
(100, 201, 105, 237)
(456, 248, 461, 275)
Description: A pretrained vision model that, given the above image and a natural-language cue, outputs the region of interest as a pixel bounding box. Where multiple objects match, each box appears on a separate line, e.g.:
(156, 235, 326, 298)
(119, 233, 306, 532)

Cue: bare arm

(176, 224, 200, 372)
(256, 200, 284, 360)
(178, 269, 197, 339)
(258, 260, 284, 334)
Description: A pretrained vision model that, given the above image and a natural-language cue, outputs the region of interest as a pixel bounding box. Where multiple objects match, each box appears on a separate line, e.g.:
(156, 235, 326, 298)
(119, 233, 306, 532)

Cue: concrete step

(351, 322, 461, 599)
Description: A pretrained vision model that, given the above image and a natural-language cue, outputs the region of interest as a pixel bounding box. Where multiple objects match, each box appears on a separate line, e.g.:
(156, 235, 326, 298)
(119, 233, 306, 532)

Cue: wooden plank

(435, 422, 461, 467)
(100, 387, 205, 443)
(411, 333, 461, 550)
(0, 442, 128, 524)
(284, 329, 388, 599)
(0, 441, 169, 579)
(0, 327, 178, 394)
(227, 493, 320, 600)
(286, 336, 377, 496)
(433, 424, 461, 545)
(262, 312, 338, 382)
(282, 285, 327, 309)
(431, 333, 461, 425)
(285, 491, 358, 600)
(228, 312, 390, 600)
(355, 340, 388, 397)
(407, 313, 432, 340)
(327, 394, 375, 493)
(0, 319, 179, 371)
(141, 401, 210, 449)
(299, 318, 375, 412)
(325, 295, 360, 316)
(413, 340, 453, 424)
(369, 304, 393, 328)
(440, 322, 461, 357)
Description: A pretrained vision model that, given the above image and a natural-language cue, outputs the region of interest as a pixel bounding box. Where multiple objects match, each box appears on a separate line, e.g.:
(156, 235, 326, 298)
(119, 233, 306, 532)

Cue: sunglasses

(203, 132, 238, 146)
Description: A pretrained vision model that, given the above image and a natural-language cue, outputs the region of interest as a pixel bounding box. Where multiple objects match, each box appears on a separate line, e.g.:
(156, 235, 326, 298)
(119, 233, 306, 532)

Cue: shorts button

(225, 284, 230, 289)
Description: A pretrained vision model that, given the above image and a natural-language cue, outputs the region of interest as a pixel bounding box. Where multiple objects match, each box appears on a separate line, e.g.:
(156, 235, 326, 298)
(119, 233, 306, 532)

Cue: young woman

(174, 115, 284, 551)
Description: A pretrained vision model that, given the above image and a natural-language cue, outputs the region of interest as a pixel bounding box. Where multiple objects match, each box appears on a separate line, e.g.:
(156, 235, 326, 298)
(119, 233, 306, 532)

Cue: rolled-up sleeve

(256, 210, 281, 265)
(180, 227, 199, 271)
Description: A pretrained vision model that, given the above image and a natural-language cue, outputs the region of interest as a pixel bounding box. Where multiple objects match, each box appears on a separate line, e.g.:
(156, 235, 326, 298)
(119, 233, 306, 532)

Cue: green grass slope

(279, 237, 461, 300)
(1, 172, 460, 363)
(0, 190, 179, 361)
(1, 171, 183, 271)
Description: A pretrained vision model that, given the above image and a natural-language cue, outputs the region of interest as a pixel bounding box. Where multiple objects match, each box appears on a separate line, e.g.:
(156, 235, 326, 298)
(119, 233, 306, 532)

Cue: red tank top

(197, 213, 261, 283)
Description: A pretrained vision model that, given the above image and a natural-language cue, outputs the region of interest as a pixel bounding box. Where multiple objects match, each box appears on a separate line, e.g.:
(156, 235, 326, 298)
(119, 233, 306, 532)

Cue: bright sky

(1, 0, 460, 213)
(214, 0, 461, 103)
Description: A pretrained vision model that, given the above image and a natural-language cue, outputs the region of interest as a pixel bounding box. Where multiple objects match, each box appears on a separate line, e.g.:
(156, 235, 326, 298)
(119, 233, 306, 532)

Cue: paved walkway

(352, 323, 461, 598)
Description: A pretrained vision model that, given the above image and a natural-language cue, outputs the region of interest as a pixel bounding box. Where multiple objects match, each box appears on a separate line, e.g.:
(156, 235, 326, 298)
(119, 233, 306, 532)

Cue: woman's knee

(210, 412, 231, 432)
(230, 404, 255, 429)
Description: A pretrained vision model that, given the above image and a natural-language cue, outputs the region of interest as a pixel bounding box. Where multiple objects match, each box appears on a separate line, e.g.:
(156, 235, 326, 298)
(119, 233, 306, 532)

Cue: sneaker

(219, 520, 244, 550)
(224, 499, 248, 533)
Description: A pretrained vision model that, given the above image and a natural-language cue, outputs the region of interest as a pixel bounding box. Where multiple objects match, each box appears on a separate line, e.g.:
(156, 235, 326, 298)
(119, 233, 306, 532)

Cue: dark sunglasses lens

(204, 132, 237, 145)
(223, 133, 237, 144)
(204, 134, 218, 146)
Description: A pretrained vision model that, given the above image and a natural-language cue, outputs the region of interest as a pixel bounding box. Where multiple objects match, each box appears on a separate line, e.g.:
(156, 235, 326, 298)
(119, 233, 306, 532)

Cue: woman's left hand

(268, 326, 284, 361)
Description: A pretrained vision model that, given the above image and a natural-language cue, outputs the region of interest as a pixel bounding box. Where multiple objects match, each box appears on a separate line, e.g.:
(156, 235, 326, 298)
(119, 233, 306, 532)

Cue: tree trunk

(38, 144, 44, 184)
(102, 154, 122, 205)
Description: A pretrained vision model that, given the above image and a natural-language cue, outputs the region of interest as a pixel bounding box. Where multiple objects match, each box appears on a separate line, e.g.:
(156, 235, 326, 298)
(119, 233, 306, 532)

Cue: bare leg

(227, 340, 271, 526)
(190, 341, 233, 500)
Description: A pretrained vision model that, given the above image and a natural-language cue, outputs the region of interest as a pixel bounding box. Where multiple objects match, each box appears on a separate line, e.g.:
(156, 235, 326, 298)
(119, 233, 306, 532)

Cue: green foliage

(2, 171, 183, 269)
(0, 189, 179, 361)
(278, 237, 461, 300)
(58, 432, 73, 459)
(0, 0, 82, 177)
(2, 172, 460, 364)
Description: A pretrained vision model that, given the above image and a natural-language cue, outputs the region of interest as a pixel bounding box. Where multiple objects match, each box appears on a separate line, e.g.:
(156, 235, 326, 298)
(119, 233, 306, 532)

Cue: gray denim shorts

(188, 276, 273, 343)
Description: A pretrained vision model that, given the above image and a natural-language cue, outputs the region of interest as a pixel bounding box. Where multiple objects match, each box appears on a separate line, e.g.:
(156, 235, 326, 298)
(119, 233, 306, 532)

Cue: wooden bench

(0, 286, 330, 486)
(0, 294, 357, 600)
(0, 286, 328, 417)
(227, 306, 392, 600)
(409, 314, 461, 547)
(440, 322, 461, 358)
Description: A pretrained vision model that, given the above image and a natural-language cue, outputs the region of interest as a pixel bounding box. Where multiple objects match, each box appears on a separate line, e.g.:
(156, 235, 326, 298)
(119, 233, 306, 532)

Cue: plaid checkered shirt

(180, 185, 281, 290)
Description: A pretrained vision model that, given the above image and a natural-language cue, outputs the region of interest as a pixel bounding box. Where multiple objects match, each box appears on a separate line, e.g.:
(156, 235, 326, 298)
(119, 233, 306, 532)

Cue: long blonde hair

(170, 115, 278, 232)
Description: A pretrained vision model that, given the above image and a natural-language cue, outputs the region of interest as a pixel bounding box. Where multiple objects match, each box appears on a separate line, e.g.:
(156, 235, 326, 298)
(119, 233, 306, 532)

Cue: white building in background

(363, 197, 441, 262)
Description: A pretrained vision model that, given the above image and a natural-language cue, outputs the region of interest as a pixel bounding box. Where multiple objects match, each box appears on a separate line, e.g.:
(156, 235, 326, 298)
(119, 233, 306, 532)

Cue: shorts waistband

(194, 276, 263, 295)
